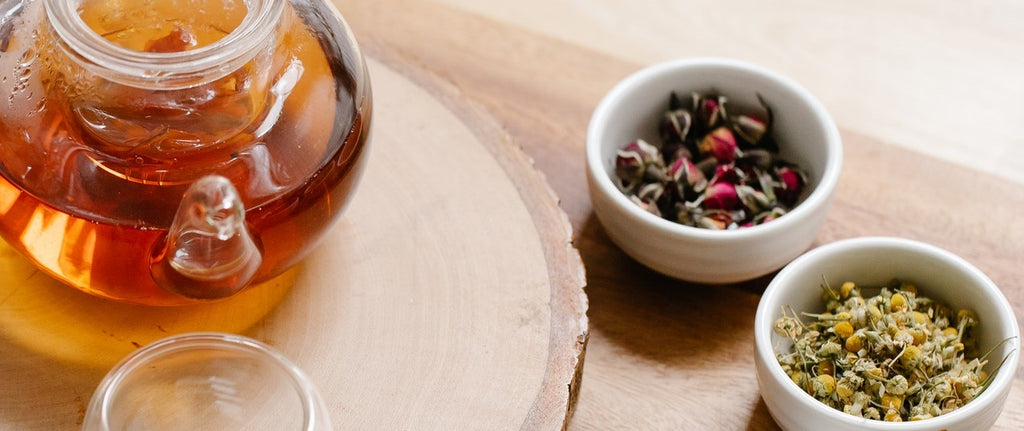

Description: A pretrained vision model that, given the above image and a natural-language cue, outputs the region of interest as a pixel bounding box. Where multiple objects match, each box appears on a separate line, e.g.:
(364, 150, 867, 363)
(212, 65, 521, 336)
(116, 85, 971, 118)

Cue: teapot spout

(152, 175, 262, 300)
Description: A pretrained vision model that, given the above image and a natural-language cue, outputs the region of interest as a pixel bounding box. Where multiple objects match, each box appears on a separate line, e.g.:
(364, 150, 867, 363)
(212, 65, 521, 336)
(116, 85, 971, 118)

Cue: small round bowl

(82, 332, 332, 431)
(585, 57, 842, 283)
(754, 237, 1020, 431)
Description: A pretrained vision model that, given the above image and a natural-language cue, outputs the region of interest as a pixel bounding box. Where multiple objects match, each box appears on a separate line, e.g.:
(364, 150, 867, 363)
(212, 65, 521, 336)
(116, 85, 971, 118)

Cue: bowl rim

(754, 236, 1021, 429)
(585, 57, 842, 240)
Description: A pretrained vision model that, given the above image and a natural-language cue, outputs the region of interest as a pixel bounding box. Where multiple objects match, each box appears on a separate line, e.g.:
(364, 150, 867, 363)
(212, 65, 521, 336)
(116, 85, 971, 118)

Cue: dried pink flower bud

(667, 157, 706, 189)
(659, 109, 692, 144)
(621, 139, 662, 164)
(615, 139, 664, 186)
(629, 195, 662, 217)
(703, 182, 740, 211)
(710, 163, 741, 186)
(755, 170, 777, 202)
(733, 114, 768, 145)
(615, 151, 644, 184)
(698, 210, 734, 230)
(736, 184, 772, 213)
(737, 148, 774, 170)
(774, 165, 805, 205)
(636, 182, 665, 203)
(662, 142, 694, 164)
(694, 93, 726, 130)
(757, 207, 787, 224)
(698, 127, 739, 163)
(675, 204, 699, 226)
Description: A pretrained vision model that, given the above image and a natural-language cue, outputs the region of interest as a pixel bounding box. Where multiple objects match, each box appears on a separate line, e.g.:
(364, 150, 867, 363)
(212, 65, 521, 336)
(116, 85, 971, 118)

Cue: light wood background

(335, 0, 1024, 429)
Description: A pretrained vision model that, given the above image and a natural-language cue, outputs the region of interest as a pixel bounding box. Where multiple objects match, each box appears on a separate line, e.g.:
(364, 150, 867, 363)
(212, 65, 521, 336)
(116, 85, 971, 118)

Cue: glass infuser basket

(0, 0, 371, 305)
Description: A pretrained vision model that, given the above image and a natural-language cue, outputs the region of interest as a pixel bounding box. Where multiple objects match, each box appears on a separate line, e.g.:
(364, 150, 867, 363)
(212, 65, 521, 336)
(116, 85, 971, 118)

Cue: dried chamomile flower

(773, 278, 1017, 422)
(773, 313, 803, 339)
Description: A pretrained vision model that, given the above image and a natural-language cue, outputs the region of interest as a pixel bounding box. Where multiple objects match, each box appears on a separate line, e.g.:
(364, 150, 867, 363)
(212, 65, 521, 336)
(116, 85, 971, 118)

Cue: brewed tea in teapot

(0, 0, 371, 305)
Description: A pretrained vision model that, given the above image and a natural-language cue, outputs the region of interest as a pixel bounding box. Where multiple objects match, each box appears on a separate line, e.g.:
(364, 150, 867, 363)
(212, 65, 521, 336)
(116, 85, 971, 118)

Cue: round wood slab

(0, 59, 588, 430)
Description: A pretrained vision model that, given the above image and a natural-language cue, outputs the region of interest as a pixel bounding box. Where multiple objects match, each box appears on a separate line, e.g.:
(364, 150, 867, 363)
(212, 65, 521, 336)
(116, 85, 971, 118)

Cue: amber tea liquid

(0, 0, 370, 305)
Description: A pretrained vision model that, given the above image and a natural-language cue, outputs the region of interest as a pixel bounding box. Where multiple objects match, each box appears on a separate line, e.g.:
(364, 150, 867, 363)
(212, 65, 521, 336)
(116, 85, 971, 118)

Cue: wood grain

(0, 59, 587, 430)
(337, 1, 1024, 429)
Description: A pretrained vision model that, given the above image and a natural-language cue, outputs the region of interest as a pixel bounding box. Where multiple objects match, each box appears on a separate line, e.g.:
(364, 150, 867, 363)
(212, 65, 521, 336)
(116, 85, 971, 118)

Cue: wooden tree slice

(0, 59, 588, 430)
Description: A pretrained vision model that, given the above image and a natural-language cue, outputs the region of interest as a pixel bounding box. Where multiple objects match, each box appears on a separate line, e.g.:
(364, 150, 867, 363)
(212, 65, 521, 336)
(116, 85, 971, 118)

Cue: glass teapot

(0, 0, 371, 305)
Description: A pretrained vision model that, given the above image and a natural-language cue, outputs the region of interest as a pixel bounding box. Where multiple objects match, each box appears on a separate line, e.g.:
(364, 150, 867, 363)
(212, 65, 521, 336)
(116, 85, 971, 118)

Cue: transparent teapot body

(0, 0, 371, 305)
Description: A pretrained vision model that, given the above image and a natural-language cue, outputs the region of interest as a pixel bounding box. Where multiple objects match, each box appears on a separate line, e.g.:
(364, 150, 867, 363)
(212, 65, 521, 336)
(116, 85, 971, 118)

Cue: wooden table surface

(336, 0, 1024, 429)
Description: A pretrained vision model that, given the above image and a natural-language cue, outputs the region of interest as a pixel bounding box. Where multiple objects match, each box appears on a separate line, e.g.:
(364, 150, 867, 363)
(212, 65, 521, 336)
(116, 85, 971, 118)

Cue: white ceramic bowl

(754, 237, 1020, 431)
(585, 57, 843, 283)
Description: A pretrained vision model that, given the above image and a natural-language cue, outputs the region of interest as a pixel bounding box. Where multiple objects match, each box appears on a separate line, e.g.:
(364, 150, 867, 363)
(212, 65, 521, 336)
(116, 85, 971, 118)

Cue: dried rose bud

(664, 157, 707, 201)
(661, 141, 694, 164)
(667, 157, 707, 189)
(755, 169, 777, 202)
(675, 203, 700, 226)
(774, 165, 806, 205)
(695, 156, 719, 179)
(733, 114, 768, 145)
(698, 127, 739, 163)
(636, 182, 665, 203)
(645, 163, 667, 183)
(615, 151, 644, 184)
(694, 93, 727, 130)
(621, 139, 662, 164)
(629, 195, 662, 217)
(659, 109, 692, 144)
(615, 139, 664, 186)
(703, 182, 740, 211)
(737, 148, 774, 170)
(736, 184, 772, 213)
(698, 210, 734, 230)
(756, 207, 787, 224)
(709, 163, 742, 186)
